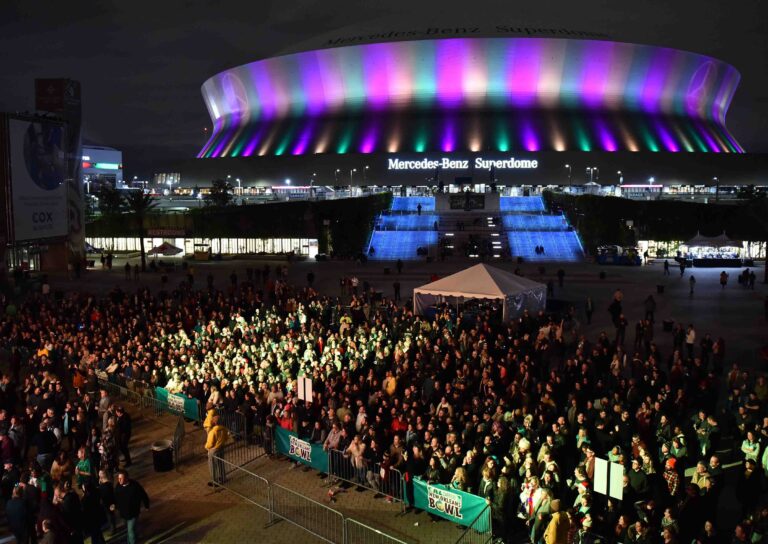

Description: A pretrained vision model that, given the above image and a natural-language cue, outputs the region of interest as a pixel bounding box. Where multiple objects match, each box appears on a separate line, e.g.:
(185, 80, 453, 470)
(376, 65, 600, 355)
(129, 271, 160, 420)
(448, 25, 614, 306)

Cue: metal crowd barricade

(172, 415, 186, 469)
(212, 453, 272, 514)
(214, 407, 250, 442)
(344, 519, 409, 544)
(454, 505, 493, 544)
(220, 435, 266, 469)
(270, 482, 345, 544)
(326, 449, 405, 508)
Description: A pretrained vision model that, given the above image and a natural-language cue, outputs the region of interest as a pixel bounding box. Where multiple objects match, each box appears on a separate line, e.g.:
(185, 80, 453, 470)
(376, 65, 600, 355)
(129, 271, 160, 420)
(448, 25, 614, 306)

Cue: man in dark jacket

(112, 470, 150, 544)
(115, 406, 132, 467)
(6, 485, 33, 544)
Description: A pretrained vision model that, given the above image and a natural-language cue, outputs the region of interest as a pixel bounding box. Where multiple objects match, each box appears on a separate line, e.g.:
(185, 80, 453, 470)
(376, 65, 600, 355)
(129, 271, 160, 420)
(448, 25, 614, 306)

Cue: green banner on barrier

(155, 387, 201, 421)
(275, 427, 329, 473)
(412, 478, 491, 530)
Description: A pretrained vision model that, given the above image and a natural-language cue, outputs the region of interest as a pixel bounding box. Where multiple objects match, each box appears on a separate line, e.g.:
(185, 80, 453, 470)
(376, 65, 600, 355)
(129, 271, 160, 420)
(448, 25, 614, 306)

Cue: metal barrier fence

(219, 438, 266, 471)
(327, 449, 405, 508)
(454, 505, 493, 544)
(344, 518, 409, 544)
(271, 482, 346, 544)
(172, 415, 185, 469)
(214, 454, 271, 513)
(212, 450, 408, 544)
(95, 375, 201, 427)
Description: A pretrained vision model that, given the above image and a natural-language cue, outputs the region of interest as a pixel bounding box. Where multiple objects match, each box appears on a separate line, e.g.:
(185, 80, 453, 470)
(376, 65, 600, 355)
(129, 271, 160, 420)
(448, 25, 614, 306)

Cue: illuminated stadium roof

(198, 37, 743, 158)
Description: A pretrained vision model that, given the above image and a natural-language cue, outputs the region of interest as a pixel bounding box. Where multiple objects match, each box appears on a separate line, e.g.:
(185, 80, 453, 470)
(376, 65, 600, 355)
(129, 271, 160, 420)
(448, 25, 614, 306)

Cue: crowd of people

(0, 289, 150, 543)
(0, 262, 767, 544)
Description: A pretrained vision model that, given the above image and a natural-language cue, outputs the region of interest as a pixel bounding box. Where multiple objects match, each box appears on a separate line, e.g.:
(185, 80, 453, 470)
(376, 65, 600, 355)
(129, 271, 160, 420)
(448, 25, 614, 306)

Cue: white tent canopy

(413, 263, 547, 321)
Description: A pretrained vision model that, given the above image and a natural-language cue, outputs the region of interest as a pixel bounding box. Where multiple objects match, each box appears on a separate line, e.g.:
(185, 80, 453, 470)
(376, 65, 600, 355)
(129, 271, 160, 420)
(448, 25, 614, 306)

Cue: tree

(124, 191, 157, 272)
(206, 179, 234, 207)
(96, 185, 125, 216)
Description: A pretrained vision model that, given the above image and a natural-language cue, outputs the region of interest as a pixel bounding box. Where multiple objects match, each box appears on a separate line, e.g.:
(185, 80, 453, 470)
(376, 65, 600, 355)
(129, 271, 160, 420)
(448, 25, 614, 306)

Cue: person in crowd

(112, 470, 150, 544)
(205, 414, 230, 486)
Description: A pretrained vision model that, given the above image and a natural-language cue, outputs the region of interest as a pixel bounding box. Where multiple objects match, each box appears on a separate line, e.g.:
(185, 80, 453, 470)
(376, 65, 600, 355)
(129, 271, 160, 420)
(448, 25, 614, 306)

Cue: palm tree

(124, 191, 157, 272)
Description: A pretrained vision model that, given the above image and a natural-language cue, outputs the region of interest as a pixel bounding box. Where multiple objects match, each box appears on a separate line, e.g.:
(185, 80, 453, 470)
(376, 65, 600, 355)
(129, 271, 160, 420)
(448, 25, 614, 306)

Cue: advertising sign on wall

(9, 119, 69, 241)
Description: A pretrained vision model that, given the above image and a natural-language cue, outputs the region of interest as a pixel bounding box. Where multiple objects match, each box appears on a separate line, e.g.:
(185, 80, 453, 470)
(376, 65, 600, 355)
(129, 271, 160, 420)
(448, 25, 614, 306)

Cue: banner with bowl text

(155, 387, 201, 421)
(275, 427, 329, 474)
(411, 478, 491, 530)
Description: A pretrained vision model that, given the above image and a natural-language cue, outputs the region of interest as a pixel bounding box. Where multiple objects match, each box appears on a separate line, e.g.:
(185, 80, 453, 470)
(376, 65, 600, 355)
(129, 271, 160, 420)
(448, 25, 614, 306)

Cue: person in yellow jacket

(543, 499, 571, 544)
(205, 415, 230, 486)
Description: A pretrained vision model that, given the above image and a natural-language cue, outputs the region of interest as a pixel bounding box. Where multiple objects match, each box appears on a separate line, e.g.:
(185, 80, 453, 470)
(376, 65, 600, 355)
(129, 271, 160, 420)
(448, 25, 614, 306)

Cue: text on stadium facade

(387, 157, 539, 170)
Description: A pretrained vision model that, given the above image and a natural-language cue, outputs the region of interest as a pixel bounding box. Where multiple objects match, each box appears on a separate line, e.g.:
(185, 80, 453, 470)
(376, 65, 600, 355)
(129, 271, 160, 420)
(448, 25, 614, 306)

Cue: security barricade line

(453, 505, 493, 544)
(326, 448, 406, 509)
(270, 482, 346, 544)
(344, 518, 409, 544)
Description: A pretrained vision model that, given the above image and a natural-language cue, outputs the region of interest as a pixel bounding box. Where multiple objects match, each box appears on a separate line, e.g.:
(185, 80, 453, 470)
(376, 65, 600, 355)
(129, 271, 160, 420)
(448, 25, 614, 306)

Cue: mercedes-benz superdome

(189, 36, 767, 186)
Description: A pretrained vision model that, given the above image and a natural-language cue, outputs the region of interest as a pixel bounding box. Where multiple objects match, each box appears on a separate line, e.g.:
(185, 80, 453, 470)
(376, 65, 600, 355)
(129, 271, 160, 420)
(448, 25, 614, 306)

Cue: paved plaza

(3, 256, 766, 543)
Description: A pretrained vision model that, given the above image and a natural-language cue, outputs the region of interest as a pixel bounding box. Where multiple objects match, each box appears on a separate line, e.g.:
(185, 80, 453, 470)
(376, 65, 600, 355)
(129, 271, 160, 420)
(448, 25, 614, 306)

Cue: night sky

(1, 0, 766, 178)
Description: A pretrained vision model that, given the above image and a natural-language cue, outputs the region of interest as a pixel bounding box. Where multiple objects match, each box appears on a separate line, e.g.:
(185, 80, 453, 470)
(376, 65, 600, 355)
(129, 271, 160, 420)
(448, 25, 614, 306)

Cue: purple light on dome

(595, 118, 618, 151)
(694, 121, 721, 152)
(299, 55, 326, 116)
(198, 117, 224, 158)
(580, 42, 613, 109)
(292, 122, 315, 155)
(640, 49, 674, 113)
(507, 40, 541, 107)
(360, 123, 378, 153)
(436, 40, 465, 107)
(653, 119, 679, 152)
(243, 123, 268, 157)
(211, 114, 240, 157)
(442, 117, 456, 152)
(521, 119, 539, 151)
(249, 62, 278, 120)
(363, 43, 393, 109)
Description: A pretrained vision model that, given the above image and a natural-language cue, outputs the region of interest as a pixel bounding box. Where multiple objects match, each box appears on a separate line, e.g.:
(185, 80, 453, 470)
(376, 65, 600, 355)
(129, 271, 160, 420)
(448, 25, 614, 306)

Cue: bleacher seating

(378, 214, 438, 230)
(507, 231, 583, 262)
(367, 231, 438, 260)
(501, 214, 569, 230)
(500, 196, 545, 212)
(391, 196, 436, 212)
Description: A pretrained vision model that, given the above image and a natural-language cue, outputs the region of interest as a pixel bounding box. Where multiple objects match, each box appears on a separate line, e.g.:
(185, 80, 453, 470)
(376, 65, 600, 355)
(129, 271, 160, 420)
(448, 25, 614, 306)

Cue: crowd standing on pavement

(0, 261, 766, 544)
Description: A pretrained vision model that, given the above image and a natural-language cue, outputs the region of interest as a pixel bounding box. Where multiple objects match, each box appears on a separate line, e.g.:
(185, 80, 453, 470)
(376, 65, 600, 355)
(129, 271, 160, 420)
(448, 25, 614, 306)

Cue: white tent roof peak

(414, 263, 545, 299)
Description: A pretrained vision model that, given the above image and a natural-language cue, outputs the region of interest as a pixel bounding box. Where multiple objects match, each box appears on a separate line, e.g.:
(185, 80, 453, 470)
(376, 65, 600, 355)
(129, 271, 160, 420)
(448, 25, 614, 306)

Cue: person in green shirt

(75, 446, 93, 486)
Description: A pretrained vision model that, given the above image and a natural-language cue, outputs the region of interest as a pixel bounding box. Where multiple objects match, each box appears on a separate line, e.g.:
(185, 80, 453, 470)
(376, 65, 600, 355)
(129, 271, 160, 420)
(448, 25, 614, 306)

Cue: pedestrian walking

(719, 271, 728, 289)
(689, 275, 696, 296)
(112, 470, 150, 544)
(664, 259, 670, 275)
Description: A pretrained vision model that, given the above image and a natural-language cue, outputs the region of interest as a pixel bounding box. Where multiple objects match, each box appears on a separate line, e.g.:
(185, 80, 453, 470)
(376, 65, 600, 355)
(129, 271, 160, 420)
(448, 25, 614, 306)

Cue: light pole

(565, 164, 572, 188)
(586, 167, 595, 183)
(334, 168, 340, 184)
(713, 176, 719, 201)
(363, 165, 369, 185)
(236, 178, 241, 195)
(349, 168, 356, 195)
(617, 171, 623, 184)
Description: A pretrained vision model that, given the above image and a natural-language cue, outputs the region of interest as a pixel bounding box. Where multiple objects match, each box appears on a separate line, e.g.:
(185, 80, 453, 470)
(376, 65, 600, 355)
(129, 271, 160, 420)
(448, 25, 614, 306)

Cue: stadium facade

(186, 37, 767, 188)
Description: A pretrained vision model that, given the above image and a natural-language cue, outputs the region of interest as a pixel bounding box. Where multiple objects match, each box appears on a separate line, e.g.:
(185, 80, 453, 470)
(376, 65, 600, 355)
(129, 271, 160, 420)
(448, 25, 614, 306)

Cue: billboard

(9, 119, 69, 241)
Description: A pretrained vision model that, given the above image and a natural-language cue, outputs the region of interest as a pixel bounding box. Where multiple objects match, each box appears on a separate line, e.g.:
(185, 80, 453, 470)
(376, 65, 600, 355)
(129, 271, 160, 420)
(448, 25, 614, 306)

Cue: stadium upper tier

(199, 37, 742, 158)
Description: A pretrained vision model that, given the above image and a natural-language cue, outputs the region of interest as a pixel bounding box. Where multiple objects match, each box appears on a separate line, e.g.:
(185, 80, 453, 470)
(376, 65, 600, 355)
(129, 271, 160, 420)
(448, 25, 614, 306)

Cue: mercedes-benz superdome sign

(387, 157, 539, 171)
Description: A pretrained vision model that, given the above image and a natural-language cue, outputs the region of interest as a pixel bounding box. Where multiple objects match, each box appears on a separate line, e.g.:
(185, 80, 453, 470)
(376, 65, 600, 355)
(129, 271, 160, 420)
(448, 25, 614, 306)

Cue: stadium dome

(198, 37, 743, 158)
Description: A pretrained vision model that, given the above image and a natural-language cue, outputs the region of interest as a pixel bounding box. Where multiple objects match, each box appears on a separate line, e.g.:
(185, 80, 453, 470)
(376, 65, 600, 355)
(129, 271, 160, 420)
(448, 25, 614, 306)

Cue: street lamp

(713, 176, 719, 201)
(586, 167, 595, 183)
(285, 178, 291, 185)
(334, 168, 340, 184)
(349, 169, 357, 195)
(617, 171, 623, 184)
(363, 165, 370, 185)
(648, 176, 655, 184)
(236, 178, 241, 195)
(565, 164, 572, 188)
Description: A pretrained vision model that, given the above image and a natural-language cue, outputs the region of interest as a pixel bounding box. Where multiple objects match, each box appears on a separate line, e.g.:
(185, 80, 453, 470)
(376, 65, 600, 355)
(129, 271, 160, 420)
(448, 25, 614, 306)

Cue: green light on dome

(571, 118, 592, 152)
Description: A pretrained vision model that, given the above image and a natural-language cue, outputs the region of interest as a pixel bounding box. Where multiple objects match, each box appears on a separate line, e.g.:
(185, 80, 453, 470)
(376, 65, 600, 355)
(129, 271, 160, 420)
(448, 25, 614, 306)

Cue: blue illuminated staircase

(366, 195, 583, 261)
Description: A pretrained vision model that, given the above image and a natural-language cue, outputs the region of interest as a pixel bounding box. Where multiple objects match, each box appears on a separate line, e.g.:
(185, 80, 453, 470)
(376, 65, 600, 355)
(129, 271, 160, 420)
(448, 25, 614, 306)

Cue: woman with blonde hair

(450, 466, 470, 493)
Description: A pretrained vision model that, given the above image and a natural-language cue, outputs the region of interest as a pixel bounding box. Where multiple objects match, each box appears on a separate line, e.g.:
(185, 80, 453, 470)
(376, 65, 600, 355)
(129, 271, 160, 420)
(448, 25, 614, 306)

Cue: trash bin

(151, 440, 174, 472)
(657, 284, 665, 294)
(663, 319, 674, 332)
